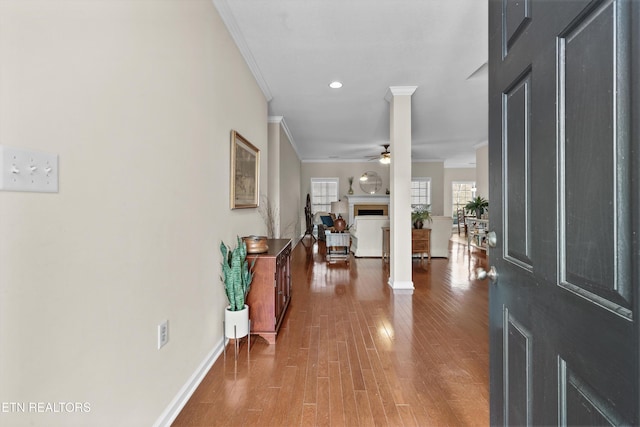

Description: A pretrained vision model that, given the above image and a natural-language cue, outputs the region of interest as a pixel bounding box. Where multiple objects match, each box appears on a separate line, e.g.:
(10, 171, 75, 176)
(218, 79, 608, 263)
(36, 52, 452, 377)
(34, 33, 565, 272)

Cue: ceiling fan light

(329, 81, 343, 89)
(360, 173, 368, 181)
(379, 156, 391, 164)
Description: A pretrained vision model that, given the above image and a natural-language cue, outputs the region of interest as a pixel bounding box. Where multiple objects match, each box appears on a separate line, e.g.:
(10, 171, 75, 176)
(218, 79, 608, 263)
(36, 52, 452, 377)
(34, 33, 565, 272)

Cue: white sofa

(350, 215, 389, 257)
(349, 215, 452, 258)
(428, 216, 454, 258)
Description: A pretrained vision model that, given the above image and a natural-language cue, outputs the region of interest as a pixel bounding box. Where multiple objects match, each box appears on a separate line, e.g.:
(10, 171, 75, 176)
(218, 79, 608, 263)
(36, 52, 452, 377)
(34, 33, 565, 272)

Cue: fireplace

(354, 204, 388, 216)
(358, 209, 384, 216)
(344, 195, 390, 223)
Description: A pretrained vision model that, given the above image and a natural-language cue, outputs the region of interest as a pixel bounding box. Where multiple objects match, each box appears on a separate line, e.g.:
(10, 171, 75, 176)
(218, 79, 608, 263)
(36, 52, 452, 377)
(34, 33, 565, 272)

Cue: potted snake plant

(220, 237, 255, 341)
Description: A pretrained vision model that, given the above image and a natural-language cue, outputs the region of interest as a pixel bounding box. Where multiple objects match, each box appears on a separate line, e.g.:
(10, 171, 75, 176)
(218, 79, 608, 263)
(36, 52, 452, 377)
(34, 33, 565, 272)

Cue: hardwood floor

(173, 236, 489, 426)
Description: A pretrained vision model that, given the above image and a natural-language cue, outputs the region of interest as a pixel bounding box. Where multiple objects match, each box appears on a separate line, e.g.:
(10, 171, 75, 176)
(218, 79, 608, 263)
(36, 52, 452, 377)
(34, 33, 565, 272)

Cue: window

(411, 178, 431, 209)
(310, 178, 339, 213)
(452, 181, 476, 218)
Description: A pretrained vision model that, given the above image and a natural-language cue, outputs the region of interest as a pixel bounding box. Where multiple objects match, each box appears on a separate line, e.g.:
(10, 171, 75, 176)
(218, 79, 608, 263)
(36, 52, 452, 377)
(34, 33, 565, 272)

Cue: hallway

(173, 237, 489, 426)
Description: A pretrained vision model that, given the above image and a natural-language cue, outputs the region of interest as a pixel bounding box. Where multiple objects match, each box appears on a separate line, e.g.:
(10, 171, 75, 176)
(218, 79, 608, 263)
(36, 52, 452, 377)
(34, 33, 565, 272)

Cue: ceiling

(213, 0, 488, 167)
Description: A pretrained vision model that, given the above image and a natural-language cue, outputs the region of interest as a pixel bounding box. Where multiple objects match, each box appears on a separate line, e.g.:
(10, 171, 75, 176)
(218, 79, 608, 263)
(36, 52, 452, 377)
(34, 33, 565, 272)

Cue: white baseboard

(387, 278, 414, 293)
(153, 338, 225, 427)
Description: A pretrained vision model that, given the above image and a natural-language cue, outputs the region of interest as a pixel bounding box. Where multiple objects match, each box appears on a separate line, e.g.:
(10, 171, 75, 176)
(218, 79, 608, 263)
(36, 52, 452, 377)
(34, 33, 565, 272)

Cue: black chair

(303, 194, 316, 242)
(456, 209, 467, 235)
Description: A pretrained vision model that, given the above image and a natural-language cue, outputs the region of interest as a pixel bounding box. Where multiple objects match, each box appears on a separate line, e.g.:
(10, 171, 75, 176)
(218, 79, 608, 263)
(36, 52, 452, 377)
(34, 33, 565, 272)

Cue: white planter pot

(224, 305, 249, 339)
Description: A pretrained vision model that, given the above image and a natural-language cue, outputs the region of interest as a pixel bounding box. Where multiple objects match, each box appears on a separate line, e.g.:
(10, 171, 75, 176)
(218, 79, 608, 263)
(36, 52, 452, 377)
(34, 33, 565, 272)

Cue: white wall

(442, 144, 489, 217)
(301, 161, 391, 200)
(279, 127, 302, 240)
(412, 161, 445, 215)
(443, 168, 477, 217)
(267, 119, 301, 240)
(475, 143, 489, 201)
(0, 2, 267, 426)
(300, 161, 451, 216)
(267, 121, 281, 236)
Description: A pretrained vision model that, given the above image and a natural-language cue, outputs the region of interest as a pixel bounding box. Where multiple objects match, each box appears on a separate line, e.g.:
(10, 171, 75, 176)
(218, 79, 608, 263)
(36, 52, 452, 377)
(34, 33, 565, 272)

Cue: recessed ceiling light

(329, 81, 343, 89)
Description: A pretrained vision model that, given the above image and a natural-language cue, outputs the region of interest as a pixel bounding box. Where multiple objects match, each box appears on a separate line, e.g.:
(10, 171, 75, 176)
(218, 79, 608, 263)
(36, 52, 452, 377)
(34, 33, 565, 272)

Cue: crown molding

(384, 86, 418, 102)
(444, 160, 477, 169)
(212, 0, 273, 102)
(302, 158, 377, 164)
(268, 116, 302, 160)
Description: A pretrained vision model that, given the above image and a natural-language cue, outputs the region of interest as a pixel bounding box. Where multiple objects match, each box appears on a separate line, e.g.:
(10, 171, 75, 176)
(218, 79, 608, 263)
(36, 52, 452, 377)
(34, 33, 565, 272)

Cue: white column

(267, 117, 282, 237)
(385, 86, 417, 292)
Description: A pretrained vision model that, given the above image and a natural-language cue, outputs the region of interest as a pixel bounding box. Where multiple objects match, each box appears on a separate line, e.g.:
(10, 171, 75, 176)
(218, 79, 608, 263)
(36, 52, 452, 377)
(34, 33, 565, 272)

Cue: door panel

(559, 0, 632, 316)
(504, 71, 532, 267)
(504, 308, 533, 426)
(504, 0, 531, 54)
(559, 358, 626, 426)
(489, 0, 638, 425)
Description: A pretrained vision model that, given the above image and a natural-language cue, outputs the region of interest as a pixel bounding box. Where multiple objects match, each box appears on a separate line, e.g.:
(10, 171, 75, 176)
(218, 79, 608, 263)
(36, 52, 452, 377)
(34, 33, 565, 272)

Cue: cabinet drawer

(412, 241, 429, 251)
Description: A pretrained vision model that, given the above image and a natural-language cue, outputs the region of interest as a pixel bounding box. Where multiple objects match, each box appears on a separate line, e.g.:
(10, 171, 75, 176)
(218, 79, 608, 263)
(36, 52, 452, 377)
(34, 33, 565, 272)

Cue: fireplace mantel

(344, 194, 390, 224)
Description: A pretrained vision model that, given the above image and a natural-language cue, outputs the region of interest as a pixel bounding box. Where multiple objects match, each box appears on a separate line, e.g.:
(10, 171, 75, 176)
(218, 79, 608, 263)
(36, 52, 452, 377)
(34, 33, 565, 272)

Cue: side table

(325, 231, 350, 264)
(411, 228, 431, 265)
(381, 226, 390, 263)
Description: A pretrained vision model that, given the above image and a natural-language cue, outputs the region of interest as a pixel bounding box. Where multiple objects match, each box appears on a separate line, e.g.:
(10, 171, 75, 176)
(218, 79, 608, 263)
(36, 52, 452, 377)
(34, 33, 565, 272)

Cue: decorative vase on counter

(242, 235, 268, 253)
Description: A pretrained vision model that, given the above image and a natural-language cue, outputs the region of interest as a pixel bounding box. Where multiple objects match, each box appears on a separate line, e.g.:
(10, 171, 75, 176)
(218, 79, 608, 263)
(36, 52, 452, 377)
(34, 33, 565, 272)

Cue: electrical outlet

(158, 320, 169, 349)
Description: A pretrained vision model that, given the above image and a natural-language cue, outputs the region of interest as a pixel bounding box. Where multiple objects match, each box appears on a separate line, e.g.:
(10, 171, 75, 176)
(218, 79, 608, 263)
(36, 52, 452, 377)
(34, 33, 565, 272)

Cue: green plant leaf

(220, 238, 255, 311)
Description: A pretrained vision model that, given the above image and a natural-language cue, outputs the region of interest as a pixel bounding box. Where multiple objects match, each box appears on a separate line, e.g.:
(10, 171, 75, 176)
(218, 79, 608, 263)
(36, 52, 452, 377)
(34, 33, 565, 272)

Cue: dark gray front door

(488, 0, 639, 424)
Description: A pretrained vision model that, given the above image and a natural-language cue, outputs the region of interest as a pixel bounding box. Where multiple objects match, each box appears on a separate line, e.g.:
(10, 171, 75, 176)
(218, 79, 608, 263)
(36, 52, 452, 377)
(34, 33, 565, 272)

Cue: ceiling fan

(369, 144, 391, 164)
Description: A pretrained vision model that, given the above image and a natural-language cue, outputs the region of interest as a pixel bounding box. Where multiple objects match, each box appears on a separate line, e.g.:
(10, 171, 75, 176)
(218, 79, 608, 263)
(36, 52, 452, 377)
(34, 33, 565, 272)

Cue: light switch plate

(0, 145, 59, 192)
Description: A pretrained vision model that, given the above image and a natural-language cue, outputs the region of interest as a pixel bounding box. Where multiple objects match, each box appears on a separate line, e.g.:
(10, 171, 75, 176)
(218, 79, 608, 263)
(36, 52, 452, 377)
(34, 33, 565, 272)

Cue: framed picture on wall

(230, 130, 259, 209)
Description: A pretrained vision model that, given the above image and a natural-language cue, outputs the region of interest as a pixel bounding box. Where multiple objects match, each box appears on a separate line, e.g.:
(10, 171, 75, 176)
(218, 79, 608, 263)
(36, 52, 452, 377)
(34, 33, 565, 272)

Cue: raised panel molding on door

(558, 358, 627, 426)
(503, 0, 532, 56)
(557, 0, 633, 319)
(503, 70, 533, 269)
(503, 307, 532, 426)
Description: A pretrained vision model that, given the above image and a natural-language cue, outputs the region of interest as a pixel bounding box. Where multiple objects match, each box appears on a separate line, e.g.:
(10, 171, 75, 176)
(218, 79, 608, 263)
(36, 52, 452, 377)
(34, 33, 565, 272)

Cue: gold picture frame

(230, 130, 260, 209)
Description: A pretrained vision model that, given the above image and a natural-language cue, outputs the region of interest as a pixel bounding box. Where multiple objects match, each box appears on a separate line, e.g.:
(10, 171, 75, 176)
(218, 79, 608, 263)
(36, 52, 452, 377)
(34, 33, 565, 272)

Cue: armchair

(314, 212, 335, 241)
(350, 215, 390, 257)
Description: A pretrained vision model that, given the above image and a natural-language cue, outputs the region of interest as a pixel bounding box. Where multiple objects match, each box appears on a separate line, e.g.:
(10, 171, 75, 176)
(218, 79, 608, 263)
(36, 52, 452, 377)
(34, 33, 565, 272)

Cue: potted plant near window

(465, 196, 489, 218)
(411, 205, 432, 229)
(220, 237, 255, 356)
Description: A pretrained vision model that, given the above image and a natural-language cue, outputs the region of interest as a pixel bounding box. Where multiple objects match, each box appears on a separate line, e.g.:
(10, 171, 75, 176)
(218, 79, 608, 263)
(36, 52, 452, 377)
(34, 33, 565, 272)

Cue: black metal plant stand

(223, 319, 251, 360)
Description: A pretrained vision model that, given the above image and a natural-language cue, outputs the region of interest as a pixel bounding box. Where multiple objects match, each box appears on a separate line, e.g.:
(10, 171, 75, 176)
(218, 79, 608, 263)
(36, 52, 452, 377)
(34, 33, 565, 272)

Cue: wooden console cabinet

(411, 228, 431, 264)
(246, 239, 291, 344)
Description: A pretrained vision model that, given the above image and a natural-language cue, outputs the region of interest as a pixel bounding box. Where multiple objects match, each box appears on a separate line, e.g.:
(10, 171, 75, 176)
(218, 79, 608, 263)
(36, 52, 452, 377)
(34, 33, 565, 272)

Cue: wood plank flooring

(173, 236, 489, 426)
